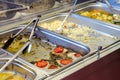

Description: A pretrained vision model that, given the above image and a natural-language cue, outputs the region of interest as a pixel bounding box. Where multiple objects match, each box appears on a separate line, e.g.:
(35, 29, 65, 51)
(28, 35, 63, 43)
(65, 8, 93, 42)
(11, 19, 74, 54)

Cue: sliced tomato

(36, 60, 48, 68)
(74, 53, 82, 57)
(48, 65, 58, 69)
(60, 59, 72, 65)
(54, 46, 64, 53)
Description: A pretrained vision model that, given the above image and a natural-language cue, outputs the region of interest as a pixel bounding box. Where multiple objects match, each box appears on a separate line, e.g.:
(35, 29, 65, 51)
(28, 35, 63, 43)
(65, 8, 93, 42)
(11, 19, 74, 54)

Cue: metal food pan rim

(0, 57, 37, 80)
(0, 26, 91, 75)
(0, 25, 90, 54)
(74, 2, 120, 29)
(38, 12, 120, 53)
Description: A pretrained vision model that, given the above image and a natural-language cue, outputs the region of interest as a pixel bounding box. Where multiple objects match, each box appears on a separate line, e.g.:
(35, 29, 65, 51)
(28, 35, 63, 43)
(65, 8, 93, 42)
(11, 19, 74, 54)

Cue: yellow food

(0, 72, 25, 80)
(0, 34, 54, 62)
(77, 9, 114, 23)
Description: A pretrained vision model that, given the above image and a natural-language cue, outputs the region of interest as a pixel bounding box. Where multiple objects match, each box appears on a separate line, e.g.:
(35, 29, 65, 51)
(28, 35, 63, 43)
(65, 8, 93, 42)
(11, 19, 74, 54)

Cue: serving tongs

(0, 17, 39, 72)
(104, 0, 120, 23)
(56, 0, 78, 33)
(2, 17, 39, 50)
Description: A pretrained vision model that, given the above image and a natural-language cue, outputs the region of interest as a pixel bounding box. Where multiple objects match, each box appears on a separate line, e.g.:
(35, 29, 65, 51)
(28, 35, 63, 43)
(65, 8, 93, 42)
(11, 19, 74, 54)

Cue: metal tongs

(0, 17, 39, 72)
(2, 17, 39, 49)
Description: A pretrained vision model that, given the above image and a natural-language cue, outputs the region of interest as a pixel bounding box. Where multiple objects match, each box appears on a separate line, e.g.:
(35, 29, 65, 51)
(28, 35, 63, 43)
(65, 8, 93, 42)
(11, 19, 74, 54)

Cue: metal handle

(57, 0, 78, 32)
(97, 46, 102, 59)
(0, 16, 40, 72)
(104, 0, 114, 12)
(13, 18, 36, 38)
(0, 41, 30, 72)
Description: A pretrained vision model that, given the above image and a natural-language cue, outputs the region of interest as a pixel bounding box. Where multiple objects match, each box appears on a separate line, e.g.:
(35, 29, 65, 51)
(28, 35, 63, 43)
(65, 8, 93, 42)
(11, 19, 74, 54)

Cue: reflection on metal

(97, 46, 102, 60)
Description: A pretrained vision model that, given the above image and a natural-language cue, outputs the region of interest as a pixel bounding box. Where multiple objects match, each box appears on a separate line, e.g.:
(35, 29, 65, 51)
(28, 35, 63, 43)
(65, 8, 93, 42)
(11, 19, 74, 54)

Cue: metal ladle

(104, 0, 120, 23)
(56, 0, 78, 33)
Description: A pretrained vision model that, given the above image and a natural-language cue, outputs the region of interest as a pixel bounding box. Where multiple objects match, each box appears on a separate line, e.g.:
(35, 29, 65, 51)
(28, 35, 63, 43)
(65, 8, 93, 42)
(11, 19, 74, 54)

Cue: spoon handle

(58, 0, 78, 30)
(104, 0, 114, 12)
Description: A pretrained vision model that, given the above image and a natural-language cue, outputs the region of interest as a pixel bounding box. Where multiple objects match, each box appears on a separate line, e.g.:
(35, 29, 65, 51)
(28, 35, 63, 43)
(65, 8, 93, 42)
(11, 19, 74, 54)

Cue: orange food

(60, 59, 72, 65)
(48, 65, 58, 69)
(54, 46, 64, 53)
(36, 60, 48, 68)
(74, 53, 82, 57)
(0, 72, 25, 80)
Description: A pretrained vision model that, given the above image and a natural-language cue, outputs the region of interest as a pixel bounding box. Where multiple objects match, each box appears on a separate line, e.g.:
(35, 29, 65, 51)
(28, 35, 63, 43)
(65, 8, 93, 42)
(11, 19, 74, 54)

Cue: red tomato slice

(36, 60, 48, 68)
(60, 59, 72, 65)
(54, 46, 64, 53)
(48, 65, 58, 69)
(74, 53, 82, 57)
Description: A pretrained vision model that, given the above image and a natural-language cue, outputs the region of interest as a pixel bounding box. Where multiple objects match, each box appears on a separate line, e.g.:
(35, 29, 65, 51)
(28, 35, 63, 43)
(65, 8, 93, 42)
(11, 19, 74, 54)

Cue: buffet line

(0, 0, 120, 80)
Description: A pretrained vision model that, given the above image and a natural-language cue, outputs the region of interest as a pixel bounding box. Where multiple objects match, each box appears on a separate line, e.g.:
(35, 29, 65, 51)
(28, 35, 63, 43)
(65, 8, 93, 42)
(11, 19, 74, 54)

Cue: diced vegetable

(48, 65, 58, 69)
(74, 53, 82, 57)
(54, 46, 64, 53)
(36, 60, 48, 68)
(60, 59, 72, 65)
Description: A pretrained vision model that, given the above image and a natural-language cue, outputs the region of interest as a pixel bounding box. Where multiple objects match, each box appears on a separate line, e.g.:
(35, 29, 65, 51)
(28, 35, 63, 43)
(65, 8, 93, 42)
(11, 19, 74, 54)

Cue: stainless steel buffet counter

(0, 0, 120, 80)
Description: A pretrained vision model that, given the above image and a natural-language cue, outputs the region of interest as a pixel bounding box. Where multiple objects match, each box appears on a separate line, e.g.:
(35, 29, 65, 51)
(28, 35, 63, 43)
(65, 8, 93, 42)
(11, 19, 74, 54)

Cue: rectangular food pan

(0, 58, 36, 80)
(75, 2, 120, 28)
(0, 26, 90, 75)
(38, 13, 120, 52)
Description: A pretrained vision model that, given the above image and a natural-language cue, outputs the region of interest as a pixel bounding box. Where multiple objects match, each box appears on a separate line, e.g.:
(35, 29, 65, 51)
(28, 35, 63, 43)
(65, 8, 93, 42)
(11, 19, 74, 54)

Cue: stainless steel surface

(0, 0, 75, 28)
(0, 0, 24, 22)
(75, 2, 120, 28)
(0, 26, 90, 76)
(101, 0, 120, 23)
(45, 40, 120, 80)
(2, 18, 36, 49)
(0, 41, 30, 72)
(22, 17, 39, 54)
(57, 0, 78, 33)
(105, 0, 120, 8)
(0, 49, 10, 58)
(38, 13, 120, 52)
(0, 58, 37, 80)
(0, 49, 47, 80)
(0, 0, 119, 79)
(116, 0, 120, 4)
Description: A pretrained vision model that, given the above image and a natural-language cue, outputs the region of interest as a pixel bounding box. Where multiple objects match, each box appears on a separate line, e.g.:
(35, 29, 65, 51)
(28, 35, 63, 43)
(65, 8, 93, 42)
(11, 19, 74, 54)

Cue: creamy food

(38, 20, 119, 51)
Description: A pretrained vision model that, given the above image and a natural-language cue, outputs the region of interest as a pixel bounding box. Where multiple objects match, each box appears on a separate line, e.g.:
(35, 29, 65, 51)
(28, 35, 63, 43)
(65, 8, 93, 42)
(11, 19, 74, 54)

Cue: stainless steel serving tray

(107, 0, 120, 8)
(0, 58, 38, 80)
(0, 49, 48, 80)
(0, 26, 90, 75)
(38, 13, 120, 52)
(74, 2, 120, 29)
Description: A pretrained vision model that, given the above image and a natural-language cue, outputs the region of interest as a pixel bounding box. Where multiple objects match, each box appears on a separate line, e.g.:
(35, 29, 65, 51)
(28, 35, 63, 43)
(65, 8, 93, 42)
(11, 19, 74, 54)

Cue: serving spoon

(104, 0, 120, 23)
(56, 0, 78, 33)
